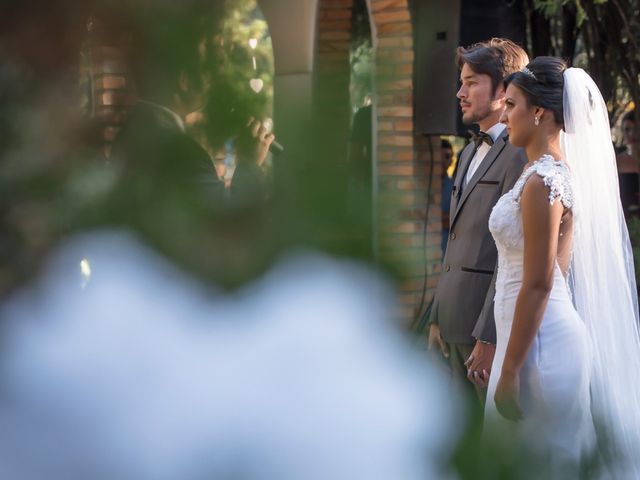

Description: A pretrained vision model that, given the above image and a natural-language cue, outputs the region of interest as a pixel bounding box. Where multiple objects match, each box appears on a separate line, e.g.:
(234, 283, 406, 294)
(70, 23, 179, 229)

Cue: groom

(427, 38, 528, 404)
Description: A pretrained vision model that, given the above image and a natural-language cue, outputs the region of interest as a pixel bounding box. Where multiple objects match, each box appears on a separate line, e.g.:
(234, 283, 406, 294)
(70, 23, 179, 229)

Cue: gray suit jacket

(429, 130, 527, 345)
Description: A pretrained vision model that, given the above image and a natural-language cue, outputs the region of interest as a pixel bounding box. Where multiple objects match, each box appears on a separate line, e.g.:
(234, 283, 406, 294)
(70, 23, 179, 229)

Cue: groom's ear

(493, 84, 506, 101)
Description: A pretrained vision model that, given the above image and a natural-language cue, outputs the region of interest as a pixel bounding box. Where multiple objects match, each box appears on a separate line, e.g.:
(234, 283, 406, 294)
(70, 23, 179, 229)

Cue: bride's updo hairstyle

(504, 56, 567, 128)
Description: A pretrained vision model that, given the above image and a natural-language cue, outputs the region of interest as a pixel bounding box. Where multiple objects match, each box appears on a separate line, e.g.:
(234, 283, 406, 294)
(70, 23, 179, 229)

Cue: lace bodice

(489, 154, 574, 320)
(489, 154, 573, 253)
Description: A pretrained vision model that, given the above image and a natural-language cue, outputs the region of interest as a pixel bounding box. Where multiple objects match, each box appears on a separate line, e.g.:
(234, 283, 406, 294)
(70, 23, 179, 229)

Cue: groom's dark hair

(456, 38, 529, 93)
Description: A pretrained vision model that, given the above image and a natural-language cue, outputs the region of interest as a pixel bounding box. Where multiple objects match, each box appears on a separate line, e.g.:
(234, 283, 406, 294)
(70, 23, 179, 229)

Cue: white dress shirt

(465, 123, 506, 186)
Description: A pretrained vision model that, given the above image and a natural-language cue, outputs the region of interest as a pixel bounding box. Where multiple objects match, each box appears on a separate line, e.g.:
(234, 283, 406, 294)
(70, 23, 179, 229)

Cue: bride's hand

(494, 372, 523, 422)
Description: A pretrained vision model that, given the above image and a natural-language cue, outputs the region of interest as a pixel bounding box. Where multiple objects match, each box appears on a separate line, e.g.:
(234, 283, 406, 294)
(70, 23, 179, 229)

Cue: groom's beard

(461, 103, 493, 126)
(461, 93, 504, 126)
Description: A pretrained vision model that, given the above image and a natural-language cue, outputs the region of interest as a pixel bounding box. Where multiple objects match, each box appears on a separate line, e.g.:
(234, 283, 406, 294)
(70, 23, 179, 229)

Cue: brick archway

(86, 0, 441, 322)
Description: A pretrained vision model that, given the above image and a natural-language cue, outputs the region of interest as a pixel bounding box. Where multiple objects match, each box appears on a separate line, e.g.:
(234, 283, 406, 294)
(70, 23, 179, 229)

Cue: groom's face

(457, 63, 503, 126)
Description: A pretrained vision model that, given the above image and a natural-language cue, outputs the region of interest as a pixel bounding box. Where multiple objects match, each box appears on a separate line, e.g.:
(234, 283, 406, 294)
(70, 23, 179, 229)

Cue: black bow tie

(469, 130, 494, 148)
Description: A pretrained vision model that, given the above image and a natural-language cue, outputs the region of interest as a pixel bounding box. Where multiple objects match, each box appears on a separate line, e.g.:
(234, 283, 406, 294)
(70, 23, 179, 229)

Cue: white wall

(257, 0, 318, 157)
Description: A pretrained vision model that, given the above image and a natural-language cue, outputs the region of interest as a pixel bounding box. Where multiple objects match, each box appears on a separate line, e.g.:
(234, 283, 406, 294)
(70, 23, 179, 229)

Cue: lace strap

(512, 155, 573, 208)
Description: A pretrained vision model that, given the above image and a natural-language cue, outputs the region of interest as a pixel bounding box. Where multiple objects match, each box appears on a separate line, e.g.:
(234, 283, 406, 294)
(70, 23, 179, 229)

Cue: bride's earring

(534, 116, 540, 126)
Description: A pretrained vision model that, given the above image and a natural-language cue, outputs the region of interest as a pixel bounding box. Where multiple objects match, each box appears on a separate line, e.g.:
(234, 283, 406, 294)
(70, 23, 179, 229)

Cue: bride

(485, 56, 640, 477)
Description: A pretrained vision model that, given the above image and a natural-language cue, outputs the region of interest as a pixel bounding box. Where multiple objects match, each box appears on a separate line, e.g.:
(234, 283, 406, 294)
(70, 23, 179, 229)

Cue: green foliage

(217, 0, 274, 103)
(533, 0, 607, 26)
(199, 0, 274, 150)
(350, 0, 373, 112)
(534, 0, 585, 25)
(532, 0, 639, 135)
(350, 41, 373, 111)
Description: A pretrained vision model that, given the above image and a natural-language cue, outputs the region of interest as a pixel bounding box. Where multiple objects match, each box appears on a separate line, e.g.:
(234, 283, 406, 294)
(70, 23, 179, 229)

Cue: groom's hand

(464, 341, 495, 388)
(427, 324, 449, 358)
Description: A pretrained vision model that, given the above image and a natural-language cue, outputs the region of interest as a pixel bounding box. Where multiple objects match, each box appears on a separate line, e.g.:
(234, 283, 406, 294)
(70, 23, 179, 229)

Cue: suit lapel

(450, 131, 508, 228)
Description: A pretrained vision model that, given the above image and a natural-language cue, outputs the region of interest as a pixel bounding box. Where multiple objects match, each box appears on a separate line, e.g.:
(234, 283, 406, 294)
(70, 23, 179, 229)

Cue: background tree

(528, 0, 639, 150)
(198, 0, 274, 152)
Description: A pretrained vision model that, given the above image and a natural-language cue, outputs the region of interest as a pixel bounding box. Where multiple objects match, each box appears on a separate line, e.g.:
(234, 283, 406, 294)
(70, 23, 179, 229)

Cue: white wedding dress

(486, 155, 596, 477)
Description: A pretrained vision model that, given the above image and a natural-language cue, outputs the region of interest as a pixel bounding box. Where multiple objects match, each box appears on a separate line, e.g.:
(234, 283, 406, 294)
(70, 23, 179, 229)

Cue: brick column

(370, 0, 442, 322)
(81, 16, 136, 158)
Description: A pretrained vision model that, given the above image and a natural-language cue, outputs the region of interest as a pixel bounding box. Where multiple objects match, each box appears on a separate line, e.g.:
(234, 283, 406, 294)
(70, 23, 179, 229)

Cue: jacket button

(445, 264, 450, 272)
(450, 232, 456, 240)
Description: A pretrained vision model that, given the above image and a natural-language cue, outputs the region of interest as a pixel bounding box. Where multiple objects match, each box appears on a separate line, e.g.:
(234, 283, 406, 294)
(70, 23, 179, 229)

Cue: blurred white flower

(0, 231, 460, 480)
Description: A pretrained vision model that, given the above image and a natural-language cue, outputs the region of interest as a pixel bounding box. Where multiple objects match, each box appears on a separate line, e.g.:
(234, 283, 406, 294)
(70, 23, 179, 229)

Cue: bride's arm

(494, 174, 564, 420)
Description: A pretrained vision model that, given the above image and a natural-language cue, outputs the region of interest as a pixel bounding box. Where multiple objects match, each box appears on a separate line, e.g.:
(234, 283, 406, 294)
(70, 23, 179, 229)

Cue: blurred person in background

(0, 0, 273, 292)
(96, 1, 273, 206)
(440, 139, 454, 255)
(617, 109, 638, 217)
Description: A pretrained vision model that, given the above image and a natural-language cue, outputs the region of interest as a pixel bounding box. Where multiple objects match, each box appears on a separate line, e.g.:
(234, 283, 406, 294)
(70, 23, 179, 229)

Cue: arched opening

(347, 0, 374, 256)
